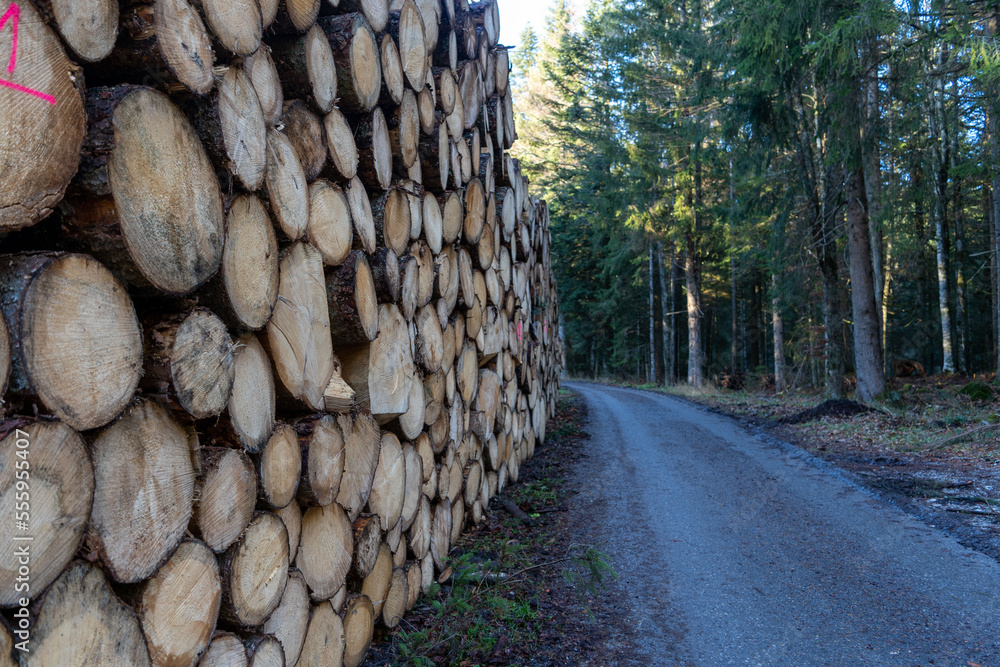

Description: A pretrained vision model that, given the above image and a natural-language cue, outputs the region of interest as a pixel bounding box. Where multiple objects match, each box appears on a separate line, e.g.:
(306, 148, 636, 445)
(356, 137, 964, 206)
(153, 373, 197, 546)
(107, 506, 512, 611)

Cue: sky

(497, 0, 587, 52)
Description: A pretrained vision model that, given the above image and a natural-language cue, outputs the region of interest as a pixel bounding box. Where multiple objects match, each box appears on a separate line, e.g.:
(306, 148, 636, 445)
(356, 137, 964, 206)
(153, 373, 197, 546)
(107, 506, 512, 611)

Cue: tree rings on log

(263, 569, 310, 666)
(308, 180, 354, 266)
(89, 400, 196, 583)
(334, 411, 381, 520)
(0, 253, 142, 431)
(322, 13, 381, 113)
(265, 128, 310, 241)
(0, 421, 93, 607)
(228, 333, 276, 453)
(258, 423, 302, 509)
(326, 250, 379, 344)
(137, 539, 221, 667)
(84, 86, 225, 294)
(297, 503, 352, 600)
(30, 563, 151, 666)
(339, 304, 415, 423)
(220, 512, 289, 627)
(342, 594, 374, 667)
(0, 0, 85, 232)
(218, 193, 280, 330)
(266, 242, 335, 411)
(193, 446, 257, 552)
(297, 415, 345, 507)
(298, 601, 346, 667)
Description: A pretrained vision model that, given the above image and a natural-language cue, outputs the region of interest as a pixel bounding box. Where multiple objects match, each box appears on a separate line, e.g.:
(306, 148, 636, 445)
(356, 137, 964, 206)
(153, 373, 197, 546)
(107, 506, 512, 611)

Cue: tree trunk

(772, 274, 786, 393)
(320, 13, 381, 113)
(269, 24, 338, 114)
(845, 162, 885, 402)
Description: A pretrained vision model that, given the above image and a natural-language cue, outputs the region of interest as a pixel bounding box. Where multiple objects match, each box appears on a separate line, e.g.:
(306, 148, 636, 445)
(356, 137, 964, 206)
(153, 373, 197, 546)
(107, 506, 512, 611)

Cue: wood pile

(0, 0, 563, 664)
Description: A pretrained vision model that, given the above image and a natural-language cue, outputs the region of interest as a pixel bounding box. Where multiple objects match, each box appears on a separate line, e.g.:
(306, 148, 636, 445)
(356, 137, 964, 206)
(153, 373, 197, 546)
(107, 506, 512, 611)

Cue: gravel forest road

(567, 382, 1000, 666)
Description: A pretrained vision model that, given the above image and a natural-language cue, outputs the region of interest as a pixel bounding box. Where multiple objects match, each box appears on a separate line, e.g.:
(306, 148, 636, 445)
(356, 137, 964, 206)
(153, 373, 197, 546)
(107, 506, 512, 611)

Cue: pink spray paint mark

(517, 321, 522, 341)
(0, 3, 57, 105)
(0, 3, 19, 73)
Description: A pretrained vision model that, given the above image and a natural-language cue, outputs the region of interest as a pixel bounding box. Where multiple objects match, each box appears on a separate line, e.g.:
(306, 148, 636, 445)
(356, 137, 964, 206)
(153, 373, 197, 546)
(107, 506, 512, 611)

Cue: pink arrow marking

(0, 3, 57, 105)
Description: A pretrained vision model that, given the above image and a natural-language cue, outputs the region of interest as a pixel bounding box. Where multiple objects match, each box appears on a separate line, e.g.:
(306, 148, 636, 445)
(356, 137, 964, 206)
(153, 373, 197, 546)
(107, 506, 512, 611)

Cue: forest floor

(368, 390, 637, 666)
(650, 374, 1000, 563)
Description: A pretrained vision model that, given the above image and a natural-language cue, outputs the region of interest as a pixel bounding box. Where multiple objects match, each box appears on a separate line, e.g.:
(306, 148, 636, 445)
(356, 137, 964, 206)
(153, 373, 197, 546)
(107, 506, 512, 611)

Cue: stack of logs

(0, 0, 563, 664)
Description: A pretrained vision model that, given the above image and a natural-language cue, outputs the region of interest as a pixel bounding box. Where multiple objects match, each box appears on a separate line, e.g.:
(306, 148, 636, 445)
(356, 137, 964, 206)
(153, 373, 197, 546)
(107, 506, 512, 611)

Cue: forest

(511, 0, 1000, 401)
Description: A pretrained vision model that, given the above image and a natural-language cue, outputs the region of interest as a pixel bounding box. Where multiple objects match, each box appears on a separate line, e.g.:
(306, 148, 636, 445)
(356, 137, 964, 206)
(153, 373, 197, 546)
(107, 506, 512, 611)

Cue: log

(341, 595, 374, 667)
(346, 176, 377, 253)
(440, 190, 464, 244)
(220, 512, 289, 627)
(198, 633, 246, 666)
(323, 369, 357, 412)
(192, 446, 257, 553)
(408, 494, 431, 558)
(415, 304, 444, 372)
(296, 415, 345, 507)
(368, 432, 405, 530)
(494, 45, 509, 96)
(334, 410, 381, 519)
(244, 45, 284, 126)
(326, 250, 379, 343)
(30, 563, 151, 666)
(262, 569, 310, 666)
(335, 0, 388, 32)
(180, 67, 268, 190)
(88, 399, 195, 583)
(277, 0, 319, 31)
(429, 499, 452, 570)
(245, 635, 285, 667)
(0, 421, 93, 607)
(0, 1, 85, 232)
(35, 0, 118, 62)
(324, 106, 360, 181)
(388, 0, 427, 90)
(339, 304, 415, 423)
(418, 123, 449, 191)
(86, 1, 213, 94)
(356, 108, 393, 191)
(227, 333, 276, 452)
(416, 84, 436, 135)
(360, 543, 392, 619)
(351, 514, 381, 577)
(269, 23, 337, 113)
(196, 0, 262, 56)
(388, 88, 420, 170)
(369, 246, 401, 303)
(400, 443, 423, 529)
(397, 371, 426, 440)
(379, 33, 404, 107)
(432, 67, 457, 115)
(265, 128, 310, 241)
(307, 179, 354, 266)
(298, 601, 346, 666)
(200, 193, 279, 331)
(143, 308, 236, 419)
(258, 424, 302, 509)
(433, 27, 457, 71)
(320, 13, 381, 113)
(371, 187, 412, 256)
(276, 500, 303, 562)
(398, 254, 419, 320)
(297, 503, 352, 600)
(405, 561, 421, 609)
(266, 242, 335, 411)
(0, 252, 142, 431)
(136, 539, 221, 667)
(410, 240, 434, 307)
(422, 189, 444, 253)
(69, 85, 226, 293)
(381, 567, 408, 628)
(281, 99, 328, 181)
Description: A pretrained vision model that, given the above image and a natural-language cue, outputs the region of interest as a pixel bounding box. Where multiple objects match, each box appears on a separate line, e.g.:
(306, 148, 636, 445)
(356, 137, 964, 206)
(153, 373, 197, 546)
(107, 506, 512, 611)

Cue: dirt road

(568, 382, 1000, 665)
